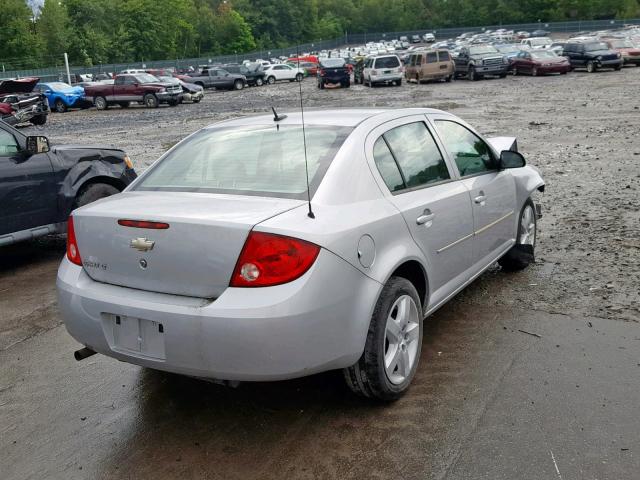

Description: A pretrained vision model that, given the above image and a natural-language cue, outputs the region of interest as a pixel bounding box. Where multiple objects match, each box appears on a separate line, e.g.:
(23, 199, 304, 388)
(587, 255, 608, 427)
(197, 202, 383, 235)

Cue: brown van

(405, 49, 455, 83)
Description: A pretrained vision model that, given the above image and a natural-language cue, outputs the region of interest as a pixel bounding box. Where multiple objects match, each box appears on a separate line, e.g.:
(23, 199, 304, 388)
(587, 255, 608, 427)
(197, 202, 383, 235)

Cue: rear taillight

(66, 216, 82, 266)
(319, 69, 325, 76)
(230, 231, 320, 287)
(118, 219, 170, 229)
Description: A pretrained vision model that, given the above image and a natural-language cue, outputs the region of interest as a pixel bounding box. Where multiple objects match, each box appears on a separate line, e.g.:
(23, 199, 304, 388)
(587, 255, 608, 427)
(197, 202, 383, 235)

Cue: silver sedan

(57, 108, 544, 400)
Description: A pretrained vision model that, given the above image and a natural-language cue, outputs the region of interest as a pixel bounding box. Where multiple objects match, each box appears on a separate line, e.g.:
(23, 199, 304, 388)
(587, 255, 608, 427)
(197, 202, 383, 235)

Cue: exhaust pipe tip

(74, 347, 97, 361)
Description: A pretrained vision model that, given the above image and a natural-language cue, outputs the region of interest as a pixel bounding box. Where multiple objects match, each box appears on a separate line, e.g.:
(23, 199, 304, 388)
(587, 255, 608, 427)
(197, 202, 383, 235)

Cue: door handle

(474, 195, 487, 205)
(416, 212, 435, 226)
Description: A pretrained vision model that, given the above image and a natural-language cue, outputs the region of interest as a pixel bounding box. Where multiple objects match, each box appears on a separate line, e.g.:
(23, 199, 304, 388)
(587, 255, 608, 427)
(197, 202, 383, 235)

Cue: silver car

(57, 108, 544, 400)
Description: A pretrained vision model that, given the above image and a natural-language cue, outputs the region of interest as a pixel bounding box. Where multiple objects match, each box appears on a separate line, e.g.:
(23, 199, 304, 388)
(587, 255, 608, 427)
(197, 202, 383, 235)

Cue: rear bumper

(57, 249, 381, 381)
(320, 75, 350, 84)
(622, 56, 640, 65)
(370, 74, 402, 83)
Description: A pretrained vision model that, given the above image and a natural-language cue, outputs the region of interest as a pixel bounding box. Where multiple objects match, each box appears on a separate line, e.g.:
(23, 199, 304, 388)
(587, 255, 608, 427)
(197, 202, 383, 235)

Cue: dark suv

(454, 44, 509, 80)
(562, 41, 623, 72)
(317, 58, 351, 89)
(0, 121, 136, 246)
(222, 63, 266, 86)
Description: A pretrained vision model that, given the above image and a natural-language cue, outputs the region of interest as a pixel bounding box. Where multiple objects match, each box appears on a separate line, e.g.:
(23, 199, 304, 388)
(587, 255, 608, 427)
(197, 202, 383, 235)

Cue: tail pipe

(74, 347, 97, 361)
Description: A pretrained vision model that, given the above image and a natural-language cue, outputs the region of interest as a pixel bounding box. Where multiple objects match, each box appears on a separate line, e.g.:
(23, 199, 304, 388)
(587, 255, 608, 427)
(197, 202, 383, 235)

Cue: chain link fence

(2, 18, 639, 83)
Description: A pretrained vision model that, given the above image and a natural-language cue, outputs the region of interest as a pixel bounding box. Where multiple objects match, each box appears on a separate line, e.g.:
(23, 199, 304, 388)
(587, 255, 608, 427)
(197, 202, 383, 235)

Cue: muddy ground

(1, 67, 639, 479)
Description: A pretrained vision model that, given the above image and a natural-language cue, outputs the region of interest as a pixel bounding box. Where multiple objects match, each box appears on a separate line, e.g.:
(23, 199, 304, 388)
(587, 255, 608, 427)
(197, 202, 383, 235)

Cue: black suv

(317, 58, 351, 89)
(221, 64, 266, 86)
(562, 41, 623, 72)
(454, 44, 509, 80)
(0, 121, 137, 246)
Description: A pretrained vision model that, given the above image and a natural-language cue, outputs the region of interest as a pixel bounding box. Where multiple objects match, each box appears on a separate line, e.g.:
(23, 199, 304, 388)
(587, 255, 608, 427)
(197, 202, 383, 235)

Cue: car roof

(207, 108, 451, 128)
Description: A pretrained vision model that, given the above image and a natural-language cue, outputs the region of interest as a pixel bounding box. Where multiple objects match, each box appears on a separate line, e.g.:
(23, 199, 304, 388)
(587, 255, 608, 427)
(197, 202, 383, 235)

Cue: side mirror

(133, 83, 139, 87)
(26, 136, 50, 155)
(500, 150, 526, 169)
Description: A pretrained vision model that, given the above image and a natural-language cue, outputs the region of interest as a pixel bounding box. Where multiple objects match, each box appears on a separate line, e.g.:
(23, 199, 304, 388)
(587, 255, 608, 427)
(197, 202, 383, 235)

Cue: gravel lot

(1, 67, 638, 479)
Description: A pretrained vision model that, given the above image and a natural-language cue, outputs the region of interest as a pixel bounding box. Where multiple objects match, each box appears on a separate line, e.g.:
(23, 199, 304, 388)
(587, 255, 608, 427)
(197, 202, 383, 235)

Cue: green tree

(0, 0, 41, 69)
(37, 0, 71, 59)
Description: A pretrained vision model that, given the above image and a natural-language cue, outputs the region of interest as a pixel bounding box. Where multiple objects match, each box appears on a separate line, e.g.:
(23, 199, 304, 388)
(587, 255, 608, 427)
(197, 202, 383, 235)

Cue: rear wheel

(396, 79, 402, 86)
(54, 99, 67, 113)
(143, 93, 159, 108)
(532, 67, 538, 76)
(233, 79, 244, 90)
(343, 277, 423, 401)
(94, 96, 108, 110)
(75, 183, 120, 208)
(255, 77, 264, 86)
(445, 74, 453, 82)
(267, 76, 276, 85)
(498, 199, 537, 271)
(295, 73, 304, 82)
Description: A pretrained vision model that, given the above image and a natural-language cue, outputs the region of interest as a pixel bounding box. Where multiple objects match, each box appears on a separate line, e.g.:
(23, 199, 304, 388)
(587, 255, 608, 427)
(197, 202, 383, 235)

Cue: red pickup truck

(83, 73, 182, 109)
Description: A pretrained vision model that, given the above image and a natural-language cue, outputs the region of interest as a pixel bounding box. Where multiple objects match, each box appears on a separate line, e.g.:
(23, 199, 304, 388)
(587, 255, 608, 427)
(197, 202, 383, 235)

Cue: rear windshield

(135, 125, 352, 199)
(321, 58, 346, 67)
(374, 56, 400, 68)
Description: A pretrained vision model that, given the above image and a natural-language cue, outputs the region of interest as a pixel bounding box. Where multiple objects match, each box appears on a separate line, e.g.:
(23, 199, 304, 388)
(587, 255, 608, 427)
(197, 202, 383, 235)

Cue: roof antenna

(272, 106, 287, 122)
(296, 46, 315, 219)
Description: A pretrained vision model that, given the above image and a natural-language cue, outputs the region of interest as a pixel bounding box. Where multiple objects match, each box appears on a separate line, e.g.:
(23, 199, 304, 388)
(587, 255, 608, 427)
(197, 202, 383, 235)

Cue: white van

(521, 37, 553, 49)
(363, 54, 403, 86)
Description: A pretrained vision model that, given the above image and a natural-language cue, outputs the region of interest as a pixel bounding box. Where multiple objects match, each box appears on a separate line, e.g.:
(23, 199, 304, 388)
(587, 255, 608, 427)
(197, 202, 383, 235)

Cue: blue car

(34, 82, 87, 113)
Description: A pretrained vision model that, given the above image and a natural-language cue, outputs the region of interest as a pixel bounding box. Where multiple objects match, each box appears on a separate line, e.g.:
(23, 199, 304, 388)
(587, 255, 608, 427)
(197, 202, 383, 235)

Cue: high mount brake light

(230, 231, 320, 287)
(118, 219, 170, 229)
(66, 216, 82, 266)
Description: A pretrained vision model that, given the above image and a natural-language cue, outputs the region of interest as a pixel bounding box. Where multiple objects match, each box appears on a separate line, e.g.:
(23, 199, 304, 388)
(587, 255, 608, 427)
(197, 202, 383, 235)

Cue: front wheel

(614, 64, 622, 71)
(395, 79, 402, 86)
(233, 80, 244, 90)
(30, 114, 47, 126)
(255, 77, 264, 86)
(498, 199, 537, 271)
(94, 96, 108, 110)
(75, 182, 120, 208)
(267, 76, 276, 85)
(343, 277, 423, 401)
(295, 73, 303, 82)
(586, 61, 596, 73)
(468, 66, 477, 81)
(143, 93, 159, 108)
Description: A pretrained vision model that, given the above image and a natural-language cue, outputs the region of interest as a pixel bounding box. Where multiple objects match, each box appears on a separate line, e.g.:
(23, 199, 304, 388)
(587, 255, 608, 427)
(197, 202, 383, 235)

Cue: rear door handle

(416, 212, 435, 226)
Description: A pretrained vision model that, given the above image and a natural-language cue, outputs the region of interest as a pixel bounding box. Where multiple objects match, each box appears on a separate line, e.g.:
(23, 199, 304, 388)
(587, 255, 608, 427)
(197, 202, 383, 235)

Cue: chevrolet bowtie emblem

(130, 237, 155, 252)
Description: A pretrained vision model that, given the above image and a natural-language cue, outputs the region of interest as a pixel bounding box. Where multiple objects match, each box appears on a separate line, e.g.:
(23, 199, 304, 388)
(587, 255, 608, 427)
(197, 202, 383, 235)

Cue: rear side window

(374, 56, 400, 68)
(438, 51, 451, 61)
(0, 130, 19, 155)
(136, 125, 352, 200)
(434, 120, 496, 177)
(373, 122, 450, 192)
(426, 52, 438, 63)
(373, 138, 404, 192)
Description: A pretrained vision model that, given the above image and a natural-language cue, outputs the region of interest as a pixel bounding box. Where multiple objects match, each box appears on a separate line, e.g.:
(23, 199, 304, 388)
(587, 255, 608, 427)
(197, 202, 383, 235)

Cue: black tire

(498, 199, 537, 272)
(445, 74, 453, 82)
(267, 76, 276, 85)
(532, 67, 538, 77)
(396, 79, 402, 86)
(192, 97, 201, 103)
(54, 99, 67, 113)
(255, 77, 264, 86)
(499, 72, 507, 78)
(30, 114, 47, 126)
(75, 182, 120, 208)
(614, 64, 622, 71)
(344, 80, 350, 88)
(468, 66, 477, 81)
(168, 99, 179, 106)
(118, 102, 130, 108)
(586, 61, 596, 73)
(512, 66, 518, 76)
(318, 81, 324, 89)
(94, 96, 108, 110)
(295, 73, 304, 82)
(233, 79, 244, 90)
(143, 93, 159, 108)
(343, 276, 423, 401)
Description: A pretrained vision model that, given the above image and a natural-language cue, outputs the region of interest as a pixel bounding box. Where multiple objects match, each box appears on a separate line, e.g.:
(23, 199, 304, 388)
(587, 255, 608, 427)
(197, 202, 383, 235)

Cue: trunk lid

(73, 191, 304, 298)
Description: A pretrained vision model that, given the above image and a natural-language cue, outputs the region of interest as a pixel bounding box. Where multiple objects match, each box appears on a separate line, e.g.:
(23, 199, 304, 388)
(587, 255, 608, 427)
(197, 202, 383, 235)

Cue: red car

(511, 50, 570, 76)
(604, 39, 640, 66)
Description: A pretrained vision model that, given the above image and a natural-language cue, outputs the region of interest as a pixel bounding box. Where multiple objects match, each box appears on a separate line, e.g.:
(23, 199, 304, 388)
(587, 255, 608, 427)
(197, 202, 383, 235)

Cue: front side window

(426, 52, 438, 63)
(0, 130, 19, 156)
(135, 125, 352, 199)
(435, 120, 496, 177)
(373, 122, 450, 192)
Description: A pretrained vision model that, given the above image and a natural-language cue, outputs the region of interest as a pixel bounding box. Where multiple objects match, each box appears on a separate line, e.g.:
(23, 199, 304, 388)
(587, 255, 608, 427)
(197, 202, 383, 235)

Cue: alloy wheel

(384, 295, 420, 385)
(519, 205, 536, 246)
